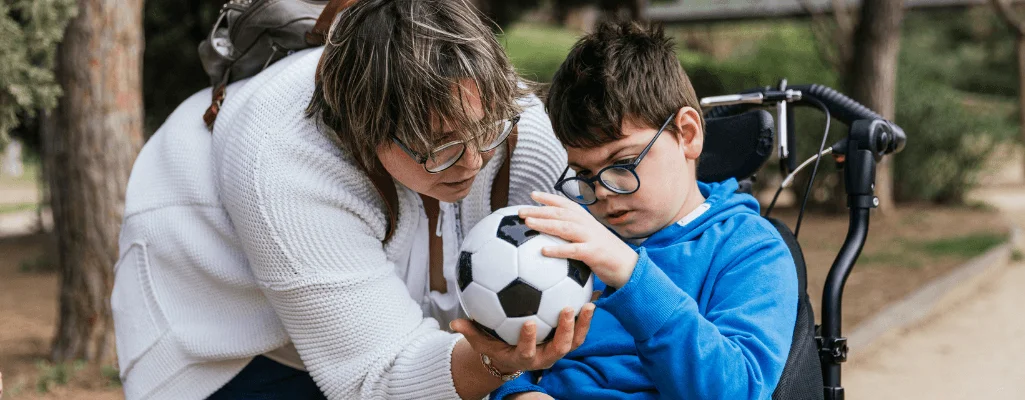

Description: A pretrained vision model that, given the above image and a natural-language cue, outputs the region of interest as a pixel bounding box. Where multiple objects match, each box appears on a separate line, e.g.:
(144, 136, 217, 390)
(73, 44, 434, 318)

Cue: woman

(111, 1, 592, 399)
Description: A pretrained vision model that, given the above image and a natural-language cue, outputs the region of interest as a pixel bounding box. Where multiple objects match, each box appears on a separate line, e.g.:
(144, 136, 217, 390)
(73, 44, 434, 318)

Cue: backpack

(198, 0, 354, 129)
(197, 0, 517, 241)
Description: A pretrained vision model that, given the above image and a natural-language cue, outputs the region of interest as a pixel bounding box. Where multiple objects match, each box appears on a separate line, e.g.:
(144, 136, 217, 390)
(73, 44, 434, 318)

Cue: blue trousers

(207, 356, 327, 399)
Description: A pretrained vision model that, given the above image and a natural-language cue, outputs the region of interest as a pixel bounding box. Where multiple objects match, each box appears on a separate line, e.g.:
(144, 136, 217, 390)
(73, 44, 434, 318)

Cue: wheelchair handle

(703, 84, 907, 157)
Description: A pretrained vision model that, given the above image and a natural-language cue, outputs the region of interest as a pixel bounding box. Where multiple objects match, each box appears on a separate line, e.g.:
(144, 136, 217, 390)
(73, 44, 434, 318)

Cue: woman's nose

(458, 146, 485, 170)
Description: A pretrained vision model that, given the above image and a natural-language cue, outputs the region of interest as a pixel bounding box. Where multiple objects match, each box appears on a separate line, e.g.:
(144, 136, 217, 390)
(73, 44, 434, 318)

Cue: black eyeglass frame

(392, 115, 521, 174)
(554, 112, 676, 205)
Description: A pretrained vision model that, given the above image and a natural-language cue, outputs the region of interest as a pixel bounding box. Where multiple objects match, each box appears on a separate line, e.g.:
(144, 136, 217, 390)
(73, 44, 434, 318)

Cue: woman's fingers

(541, 307, 577, 361)
(515, 320, 538, 361)
(451, 319, 504, 353)
(572, 303, 596, 348)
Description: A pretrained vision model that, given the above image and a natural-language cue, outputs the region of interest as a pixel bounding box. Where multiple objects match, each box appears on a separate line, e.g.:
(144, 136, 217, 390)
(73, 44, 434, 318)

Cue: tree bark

(992, 0, 1025, 179)
(843, 0, 904, 214)
(46, 0, 144, 364)
(1018, 35, 1025, 179)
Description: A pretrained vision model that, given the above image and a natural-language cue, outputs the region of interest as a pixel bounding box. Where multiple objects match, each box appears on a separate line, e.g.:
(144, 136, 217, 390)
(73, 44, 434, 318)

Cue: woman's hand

(519, 191, 639, 288)
(507, 391, 555, 400)
(451, 303, 595, 373)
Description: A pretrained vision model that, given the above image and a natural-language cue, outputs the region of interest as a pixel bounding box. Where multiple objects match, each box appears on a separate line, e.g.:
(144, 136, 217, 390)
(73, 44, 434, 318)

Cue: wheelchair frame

(702, 80, 906, 400)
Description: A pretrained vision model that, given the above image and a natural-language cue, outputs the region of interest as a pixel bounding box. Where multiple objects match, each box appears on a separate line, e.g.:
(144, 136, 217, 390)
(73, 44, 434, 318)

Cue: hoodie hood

(636, 178, 759, 249)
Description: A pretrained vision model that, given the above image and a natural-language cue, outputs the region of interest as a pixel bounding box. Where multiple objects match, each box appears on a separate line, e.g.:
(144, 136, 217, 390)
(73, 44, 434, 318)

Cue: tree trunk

(1018, 34, 1025, 180)
(842, 0, 904, 214)
(46, 0, 144, 364)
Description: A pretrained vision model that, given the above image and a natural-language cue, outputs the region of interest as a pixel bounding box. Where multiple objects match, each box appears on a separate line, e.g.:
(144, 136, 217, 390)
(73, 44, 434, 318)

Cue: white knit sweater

(111, 47, 566, 399)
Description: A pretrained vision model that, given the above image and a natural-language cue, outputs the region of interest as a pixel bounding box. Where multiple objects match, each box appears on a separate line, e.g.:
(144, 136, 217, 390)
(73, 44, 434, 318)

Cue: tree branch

(992, 0, 1025, 37)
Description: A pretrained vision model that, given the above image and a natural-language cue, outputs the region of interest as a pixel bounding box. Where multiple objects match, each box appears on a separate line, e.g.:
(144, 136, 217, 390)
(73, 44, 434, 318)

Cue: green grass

(101, 365, 122, 388)
(500, 22, 710, 83)
(501, 23, 580, 82)
(914, 233, 1009, 259)
(857, 251, 923, 269)
(1012, 249, 1024, 262)
(0, 202, 37, 214)
(859, 232, 1008, 269)
(0, 158, 41, 187)
(20, 253, 55, 273)
(35, 360, 85, 394)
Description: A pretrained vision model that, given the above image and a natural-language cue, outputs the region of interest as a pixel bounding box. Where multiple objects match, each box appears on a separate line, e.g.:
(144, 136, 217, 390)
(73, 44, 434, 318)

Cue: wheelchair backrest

(697, 109, 774, 183)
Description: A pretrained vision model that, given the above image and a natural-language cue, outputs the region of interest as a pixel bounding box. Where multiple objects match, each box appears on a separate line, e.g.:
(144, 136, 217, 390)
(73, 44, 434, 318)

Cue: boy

(493, 22, 798, 399)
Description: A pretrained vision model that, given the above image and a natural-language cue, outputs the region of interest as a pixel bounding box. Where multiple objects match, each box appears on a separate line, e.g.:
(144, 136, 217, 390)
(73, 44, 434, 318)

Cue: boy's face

(565, 107, 705, 240)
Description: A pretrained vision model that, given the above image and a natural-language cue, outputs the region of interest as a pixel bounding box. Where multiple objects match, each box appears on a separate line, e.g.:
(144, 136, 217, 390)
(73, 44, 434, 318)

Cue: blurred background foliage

(5, 0, 1020, 207)
(0, 0, 76, 150)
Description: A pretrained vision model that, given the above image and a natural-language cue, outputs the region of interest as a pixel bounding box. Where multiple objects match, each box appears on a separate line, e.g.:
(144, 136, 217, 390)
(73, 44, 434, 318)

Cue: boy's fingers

(541, 243, 586, 261)
(572, 303, 596, 348)
(525, 218, 583, 243)
(518, 205, 565, 221)
(531, 191, 577, 208)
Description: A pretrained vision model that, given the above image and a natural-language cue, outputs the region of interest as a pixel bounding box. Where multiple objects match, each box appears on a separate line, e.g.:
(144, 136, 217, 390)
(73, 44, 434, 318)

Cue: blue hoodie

(492, 179, 798, 400)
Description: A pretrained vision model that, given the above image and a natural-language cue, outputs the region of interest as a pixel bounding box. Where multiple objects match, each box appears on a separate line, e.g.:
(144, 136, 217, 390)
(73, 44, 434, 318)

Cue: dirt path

(843, 185, 1025, 400)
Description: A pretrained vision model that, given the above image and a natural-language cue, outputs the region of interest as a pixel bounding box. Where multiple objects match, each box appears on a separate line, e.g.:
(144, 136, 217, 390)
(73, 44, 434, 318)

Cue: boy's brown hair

(545, 21, 703, 148)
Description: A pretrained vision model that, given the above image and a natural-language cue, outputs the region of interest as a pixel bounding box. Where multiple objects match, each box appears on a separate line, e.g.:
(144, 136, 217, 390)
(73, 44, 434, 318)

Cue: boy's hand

(519, 191, 639, 289)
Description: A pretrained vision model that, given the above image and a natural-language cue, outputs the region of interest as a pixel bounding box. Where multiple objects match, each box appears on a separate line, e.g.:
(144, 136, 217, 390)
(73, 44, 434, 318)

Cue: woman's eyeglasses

(554, 113, 675, 205)
(393, 115, 520, 173)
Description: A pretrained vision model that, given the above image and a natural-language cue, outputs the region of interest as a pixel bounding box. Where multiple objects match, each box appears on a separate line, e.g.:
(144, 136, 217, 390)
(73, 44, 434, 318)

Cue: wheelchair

(697, 80, 907, 400)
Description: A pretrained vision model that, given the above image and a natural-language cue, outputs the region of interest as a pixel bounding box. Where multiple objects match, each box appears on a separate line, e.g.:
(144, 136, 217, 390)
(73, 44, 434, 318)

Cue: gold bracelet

(480, 353, 524, 382)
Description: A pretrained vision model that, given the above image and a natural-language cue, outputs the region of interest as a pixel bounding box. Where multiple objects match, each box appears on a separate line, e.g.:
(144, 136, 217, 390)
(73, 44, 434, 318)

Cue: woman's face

(376, 79, 498, 203)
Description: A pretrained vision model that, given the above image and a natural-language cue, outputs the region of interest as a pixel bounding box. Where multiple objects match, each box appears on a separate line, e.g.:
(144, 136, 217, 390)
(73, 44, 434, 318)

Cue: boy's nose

(594, 183, 616, 201)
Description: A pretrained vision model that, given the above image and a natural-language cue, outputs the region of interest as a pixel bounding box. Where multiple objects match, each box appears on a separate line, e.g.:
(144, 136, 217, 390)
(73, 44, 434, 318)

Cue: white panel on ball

(459, 282, 508, 329)
(516, 235, 571, 291)
(470, 239, 519, 292)
(461, 213, 505, 254)
(493, 205, 532, 217)
(535, 277, 594, 328)
(495, 315, 553, 345)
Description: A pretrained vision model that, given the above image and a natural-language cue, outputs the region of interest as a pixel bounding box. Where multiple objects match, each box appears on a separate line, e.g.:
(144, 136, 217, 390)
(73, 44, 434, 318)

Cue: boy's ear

(673, 106, 703, 161)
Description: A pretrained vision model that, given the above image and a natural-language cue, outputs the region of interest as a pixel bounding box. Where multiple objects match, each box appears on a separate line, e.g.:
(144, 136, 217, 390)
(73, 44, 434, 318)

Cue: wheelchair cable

(763, 98, 832, 237)
(793, 97, 831, 238)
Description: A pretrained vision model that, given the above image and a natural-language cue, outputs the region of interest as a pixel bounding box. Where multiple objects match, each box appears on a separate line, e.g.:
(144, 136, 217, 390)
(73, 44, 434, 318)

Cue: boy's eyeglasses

(554, 113, 675, 205)
(393, 115, 521, 173)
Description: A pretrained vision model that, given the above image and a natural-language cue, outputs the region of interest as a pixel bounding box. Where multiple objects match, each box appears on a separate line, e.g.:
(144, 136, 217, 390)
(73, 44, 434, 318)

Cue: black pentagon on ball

(497, 278, 542, 318)
(497, 215, 539, 247)
(472, 320, 502, 342)
(568, 259, 592, 286)
(457, 251, 473, 291)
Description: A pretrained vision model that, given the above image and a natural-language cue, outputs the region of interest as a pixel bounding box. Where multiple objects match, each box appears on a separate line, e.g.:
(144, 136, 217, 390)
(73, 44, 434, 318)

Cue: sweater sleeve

(217, 91, 462, 399)
(595, 237, 798, 400)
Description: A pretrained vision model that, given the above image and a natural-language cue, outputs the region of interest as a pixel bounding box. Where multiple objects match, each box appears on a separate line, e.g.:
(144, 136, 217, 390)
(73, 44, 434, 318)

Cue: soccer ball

(457, 205, 594, 345)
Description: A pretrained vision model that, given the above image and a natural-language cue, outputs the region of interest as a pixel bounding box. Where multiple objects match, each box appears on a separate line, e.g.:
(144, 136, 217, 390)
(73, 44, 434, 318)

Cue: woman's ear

(673, 106, 704, 161)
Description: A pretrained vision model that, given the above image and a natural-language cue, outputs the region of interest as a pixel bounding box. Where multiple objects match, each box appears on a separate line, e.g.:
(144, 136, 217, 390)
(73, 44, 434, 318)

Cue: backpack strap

(370, 130, 518, 243)
(306, 0, 358, 45)
(490, 127, 517, 212)
(361, 160, 401, 243)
